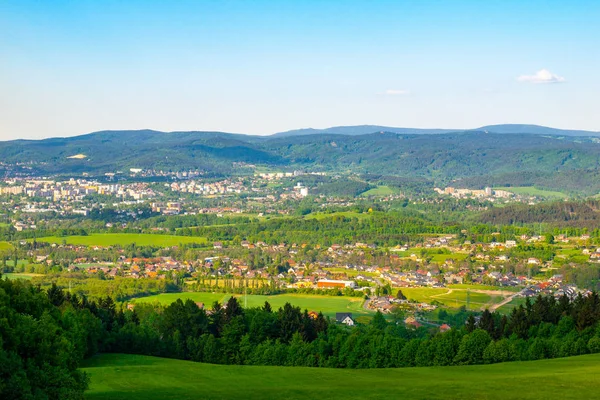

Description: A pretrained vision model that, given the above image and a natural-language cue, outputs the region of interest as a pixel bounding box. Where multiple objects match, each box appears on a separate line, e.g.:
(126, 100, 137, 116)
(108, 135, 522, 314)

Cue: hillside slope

(82, 353, 600, 399)
(273, 124, 600, 137)
(2, 130, 600, 194)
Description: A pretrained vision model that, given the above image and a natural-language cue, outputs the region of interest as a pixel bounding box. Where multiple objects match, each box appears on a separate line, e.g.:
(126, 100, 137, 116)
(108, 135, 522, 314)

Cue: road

(489, 291, 520, 312)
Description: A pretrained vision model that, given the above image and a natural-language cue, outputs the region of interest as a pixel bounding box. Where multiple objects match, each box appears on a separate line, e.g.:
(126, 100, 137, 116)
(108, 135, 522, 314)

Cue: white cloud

(383, 89, 411, 95)
(517, 69, 565, 84)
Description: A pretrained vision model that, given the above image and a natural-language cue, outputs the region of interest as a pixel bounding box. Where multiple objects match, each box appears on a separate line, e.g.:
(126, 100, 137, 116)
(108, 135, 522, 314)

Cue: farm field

(399, 287, 512, 311)
(134, 292, 369, 317)
(33, 233, 208, 247)
(495, 186, 568, 199)
(82, 353, 600, 400)
(2, 273, 44, 280)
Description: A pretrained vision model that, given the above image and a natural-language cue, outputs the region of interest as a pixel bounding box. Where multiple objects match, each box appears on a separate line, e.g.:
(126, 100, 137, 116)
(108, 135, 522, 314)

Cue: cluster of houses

(366, 295, 437, 314)
(1, 178, 157, 202)
(63, 255, 194, 279)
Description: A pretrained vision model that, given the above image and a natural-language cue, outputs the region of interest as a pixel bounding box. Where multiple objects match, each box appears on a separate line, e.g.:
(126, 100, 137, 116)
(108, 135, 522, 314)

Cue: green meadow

(134, 292, 369, 317)
(360, 185, 397, 197)
(447, 284, 520, 292)
(495, 186, 567, 199)
(304, 211, 372, 220)
(33, 233, 208, 247)
(2, 273, 44, 280)
(399, 287, 511, 311)
(82, 353, 600, 400)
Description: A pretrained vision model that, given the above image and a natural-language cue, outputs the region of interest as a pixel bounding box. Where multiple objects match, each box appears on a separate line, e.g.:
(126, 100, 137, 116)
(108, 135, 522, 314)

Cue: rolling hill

(273, 124, 600, 137)
(2, 127, 600, 194)
(82, 353, 600, 399)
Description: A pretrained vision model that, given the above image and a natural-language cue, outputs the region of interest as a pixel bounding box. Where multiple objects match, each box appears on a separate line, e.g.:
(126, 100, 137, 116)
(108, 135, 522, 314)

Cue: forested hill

(478, 201, 600, 227)
(273, 124, 600, 137)
(2, 129, 600, 193)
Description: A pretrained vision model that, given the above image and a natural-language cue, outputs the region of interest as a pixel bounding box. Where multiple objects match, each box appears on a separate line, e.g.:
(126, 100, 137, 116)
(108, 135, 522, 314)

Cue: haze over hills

(273, 124, 600, 137)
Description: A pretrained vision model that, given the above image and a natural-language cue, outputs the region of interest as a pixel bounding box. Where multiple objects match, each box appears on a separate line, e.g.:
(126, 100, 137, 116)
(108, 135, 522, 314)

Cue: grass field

(495, 186, 567, 199)
(134, 292, 369, 317)
(360, 185, 397, 197)
(496, 297, 527, 314)
(322, 267, 373, 277)
(399, 287, 511, 311)
(0, 241, 13, 250)
(82, 353, 600, 400)
(133, 292, 229, 306)
(447, 284, 521, 292)
(2, 273, 44, 280)
(33, 233, 208, 247)
(428, 253, 469, 262)
(390, 248, 469, 263)
(305, 211, 372, 220)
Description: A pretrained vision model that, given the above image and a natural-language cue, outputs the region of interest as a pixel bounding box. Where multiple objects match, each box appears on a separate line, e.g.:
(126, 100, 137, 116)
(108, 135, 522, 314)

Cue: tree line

(3, 273, 600, 399)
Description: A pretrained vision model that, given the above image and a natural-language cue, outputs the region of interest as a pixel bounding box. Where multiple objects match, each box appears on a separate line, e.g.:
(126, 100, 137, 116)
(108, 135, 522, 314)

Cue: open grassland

(495, 186, 567, 199)
(133, 292, 229, 306)
(390, 248, 469, 263)
(322, 267, 376, 277)
(399, 287, 511, 311)
(434, 291, 492, 309)
(82, 353, 600, 400)
(134, 292, 368, 317)
(4, 259, 30, 267)
(33, 233, 208, 247)
(229, 294, 368, 317)
(0, 241, 13, 250)
(304, 211, 372, 220)
(428, 253, 469, 262)
(360, 185, 397, 197)
(447, 284, 521, 292)
(2, 273, 44, 280)
(496, 297, 528, 314)
(399, 287, 448, 303)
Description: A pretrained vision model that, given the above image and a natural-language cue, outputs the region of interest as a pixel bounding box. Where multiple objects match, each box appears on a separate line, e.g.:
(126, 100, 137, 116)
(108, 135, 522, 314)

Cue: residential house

(335, 313, 355, 326)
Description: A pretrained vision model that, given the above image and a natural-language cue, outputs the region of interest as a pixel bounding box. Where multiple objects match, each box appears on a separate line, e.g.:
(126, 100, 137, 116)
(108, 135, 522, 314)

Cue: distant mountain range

(273, 124, 600, 137)
(2, 124, 600, 195)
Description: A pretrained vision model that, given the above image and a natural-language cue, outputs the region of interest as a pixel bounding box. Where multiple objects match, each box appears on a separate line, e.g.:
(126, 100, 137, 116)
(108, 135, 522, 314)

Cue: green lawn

(390, 249, 468, 263)
(133, 292, 229, 306)
(4, 259, 30, 267)
(33, 233, 208, 247)
(496, 297, 528, 314)
(434, 291, 492, 309)
(360, 185, 397, 197)
(304, 211, 372, 220)
(494, 186, 567, 199)
(2, 273, 44, 280)
(0, 241, 13, 250)
(429, 253, 468, 262)
(134, 293, 369, 317)
(82, 353, 600, 400)
(447, 284, 521, 292)
(322, 267, 371, 277)
(399, 287, 511, 311)
(399, 287, 449, 303)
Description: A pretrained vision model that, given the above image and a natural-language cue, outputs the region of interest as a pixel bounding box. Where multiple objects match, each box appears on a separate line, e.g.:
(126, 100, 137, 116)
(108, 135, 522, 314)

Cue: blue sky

(1, 0, 599, 139)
